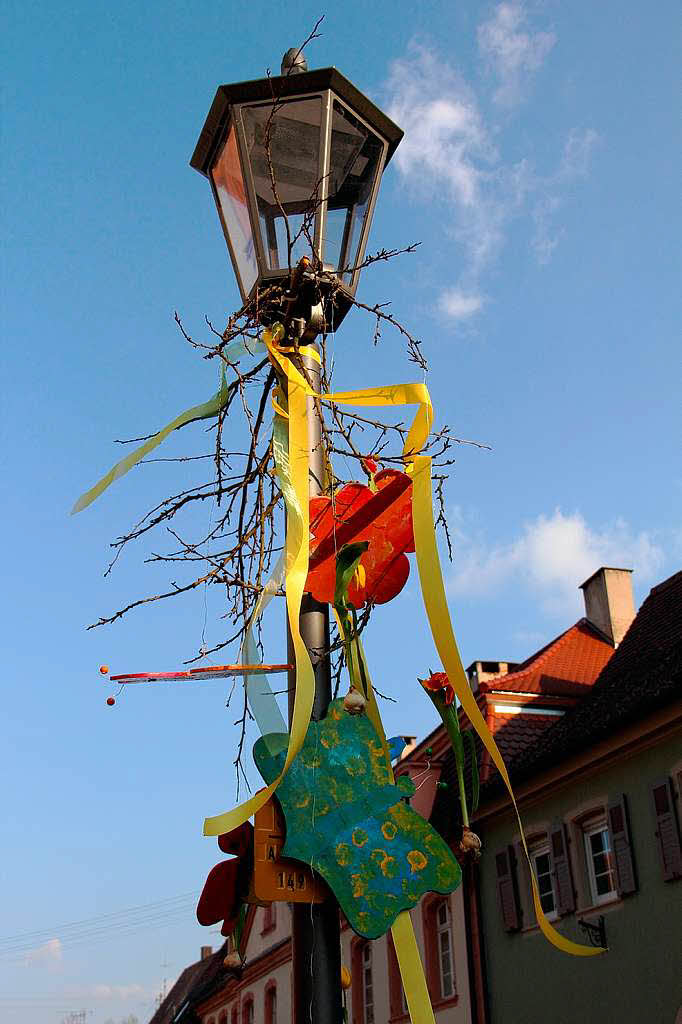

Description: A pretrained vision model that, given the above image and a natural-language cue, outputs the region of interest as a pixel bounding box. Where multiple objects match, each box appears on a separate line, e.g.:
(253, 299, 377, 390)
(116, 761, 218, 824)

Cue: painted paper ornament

(196, 823, 253, 936)
(306, 469, 414, 608)
(253, 699, 461, 939)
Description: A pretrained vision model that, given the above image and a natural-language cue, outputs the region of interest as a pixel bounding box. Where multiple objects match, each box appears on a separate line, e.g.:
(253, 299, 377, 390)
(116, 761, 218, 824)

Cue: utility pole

(287, 337, 342, 1024)
(160, 953, 171, 1002)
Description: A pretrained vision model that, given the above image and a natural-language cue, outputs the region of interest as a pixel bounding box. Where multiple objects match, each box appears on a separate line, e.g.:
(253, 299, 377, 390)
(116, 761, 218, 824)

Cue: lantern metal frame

(190, 67, 403, 324)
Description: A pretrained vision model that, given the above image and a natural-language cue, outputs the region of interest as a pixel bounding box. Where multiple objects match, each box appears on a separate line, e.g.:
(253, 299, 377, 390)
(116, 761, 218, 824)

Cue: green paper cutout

(253, 699, 462, 939)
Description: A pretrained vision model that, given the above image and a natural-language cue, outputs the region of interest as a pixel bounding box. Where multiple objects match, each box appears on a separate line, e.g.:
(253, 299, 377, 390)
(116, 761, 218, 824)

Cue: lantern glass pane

(241, 98, 323, 271)
(211, 122, 258, 295)
(325, 101, 384, 281)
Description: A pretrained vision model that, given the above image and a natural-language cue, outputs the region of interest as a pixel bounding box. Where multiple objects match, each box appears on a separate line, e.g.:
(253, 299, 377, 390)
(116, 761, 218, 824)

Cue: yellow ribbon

(410, 456, 604, 956)
(344, 622, 437, 1024)
(262, 329, 603, 956)
(203, 350, 316, 837)
(205, 327, 602, 1022)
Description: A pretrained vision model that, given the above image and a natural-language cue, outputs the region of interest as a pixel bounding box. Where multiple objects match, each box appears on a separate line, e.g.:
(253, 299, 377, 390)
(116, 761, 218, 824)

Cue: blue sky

(2, 1, 680, 1019)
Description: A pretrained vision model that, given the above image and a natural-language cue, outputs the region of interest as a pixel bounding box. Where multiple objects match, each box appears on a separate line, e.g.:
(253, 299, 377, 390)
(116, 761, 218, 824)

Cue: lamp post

(191, 51, 403, 1023)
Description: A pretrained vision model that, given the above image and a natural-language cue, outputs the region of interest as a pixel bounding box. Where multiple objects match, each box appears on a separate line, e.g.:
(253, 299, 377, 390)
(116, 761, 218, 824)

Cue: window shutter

(549, 822, 575, 915)
(651, 777, 682, 882)
(495, 846, 521, 931)
(607, 795, 637, 896)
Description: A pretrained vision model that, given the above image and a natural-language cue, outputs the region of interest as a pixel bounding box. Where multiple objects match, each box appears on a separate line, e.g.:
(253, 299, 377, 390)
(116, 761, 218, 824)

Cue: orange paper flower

(306, 469, 414, 608)
(419, 671, 455, 706)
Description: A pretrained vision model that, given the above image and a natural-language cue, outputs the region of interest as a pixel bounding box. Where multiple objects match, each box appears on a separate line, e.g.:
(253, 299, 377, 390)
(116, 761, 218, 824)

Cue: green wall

(477, 730, 682, 1024)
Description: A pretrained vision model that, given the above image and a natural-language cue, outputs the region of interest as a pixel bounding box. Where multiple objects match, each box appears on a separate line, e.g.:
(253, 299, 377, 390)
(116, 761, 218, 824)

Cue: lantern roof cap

(190, 66, 403, 177)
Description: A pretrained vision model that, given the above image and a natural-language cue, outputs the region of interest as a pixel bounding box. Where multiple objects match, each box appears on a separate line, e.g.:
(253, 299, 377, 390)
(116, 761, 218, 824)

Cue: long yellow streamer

(204, 333, 602, 1024)
(262, 334, 603, 956)
(203, 356, 316, 837)
(336, 616, 437, 1024)
(410, 457, 604, 956)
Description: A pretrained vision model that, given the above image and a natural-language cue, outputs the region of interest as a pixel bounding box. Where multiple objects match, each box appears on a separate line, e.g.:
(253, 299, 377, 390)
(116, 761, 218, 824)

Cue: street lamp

(191, 52, 403, 1024)
(190, 52, 403, 332)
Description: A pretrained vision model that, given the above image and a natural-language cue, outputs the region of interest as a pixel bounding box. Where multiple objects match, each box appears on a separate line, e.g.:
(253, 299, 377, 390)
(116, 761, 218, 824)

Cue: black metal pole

(286, 342, 343, 1024)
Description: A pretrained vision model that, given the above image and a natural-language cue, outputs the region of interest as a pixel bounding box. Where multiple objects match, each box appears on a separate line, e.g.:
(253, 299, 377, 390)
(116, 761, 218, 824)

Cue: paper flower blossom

(306, 469, 414, 608)
(419, 671, 455, 706)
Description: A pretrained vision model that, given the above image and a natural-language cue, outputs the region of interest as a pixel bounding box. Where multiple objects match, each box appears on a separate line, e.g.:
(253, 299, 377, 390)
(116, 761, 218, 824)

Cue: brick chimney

(580, 567, 635, 646)
(465, 660, 519, 693)
(200, 945, 213, 960)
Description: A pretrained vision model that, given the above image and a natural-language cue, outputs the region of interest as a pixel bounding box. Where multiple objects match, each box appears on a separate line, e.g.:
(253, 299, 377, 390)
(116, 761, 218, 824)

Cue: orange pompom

(99, 665, 109, 675)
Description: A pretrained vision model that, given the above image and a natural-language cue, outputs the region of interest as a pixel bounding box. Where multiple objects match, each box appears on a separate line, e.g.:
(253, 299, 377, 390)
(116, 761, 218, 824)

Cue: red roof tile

(480, 711, 561, 782)
(478, 619, 614, 699)
(500, 570, 682, 786)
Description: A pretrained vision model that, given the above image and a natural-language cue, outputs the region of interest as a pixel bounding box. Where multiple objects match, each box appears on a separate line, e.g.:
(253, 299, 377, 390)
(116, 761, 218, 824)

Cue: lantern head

(191, 61, 403, 330)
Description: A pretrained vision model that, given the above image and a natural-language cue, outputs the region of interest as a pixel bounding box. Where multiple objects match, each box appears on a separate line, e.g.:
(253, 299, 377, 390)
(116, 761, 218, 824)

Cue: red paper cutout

(197, 823, 253, 934)
(306, 469, 414, 608)
(196, 859, 240, 929)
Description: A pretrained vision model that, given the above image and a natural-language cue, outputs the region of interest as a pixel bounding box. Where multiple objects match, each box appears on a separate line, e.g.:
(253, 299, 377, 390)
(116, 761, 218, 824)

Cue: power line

(0, 891, 201, 960)
(0, 910, 198, 963)
(0, 890, 199, 947)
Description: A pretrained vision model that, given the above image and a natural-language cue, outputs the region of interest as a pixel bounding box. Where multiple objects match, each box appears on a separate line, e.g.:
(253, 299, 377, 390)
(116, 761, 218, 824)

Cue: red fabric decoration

(306, 469, 414, 608)
(218, 822, 252, 858)
(196, 859, 240, 929)
(197, 823, 253, 934)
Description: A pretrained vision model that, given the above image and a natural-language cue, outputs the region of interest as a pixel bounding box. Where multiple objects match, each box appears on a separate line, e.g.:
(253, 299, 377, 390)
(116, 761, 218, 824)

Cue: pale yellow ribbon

(203, 346, 316, 836)
(262, 332, 604, 957)
(337, 615, 438, 1024)
(204, 332, 601, 1024)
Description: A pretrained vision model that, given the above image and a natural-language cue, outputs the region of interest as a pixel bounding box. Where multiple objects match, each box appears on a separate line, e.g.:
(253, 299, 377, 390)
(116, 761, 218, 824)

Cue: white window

(532, 844, 557, 919)
(584, 823, 617, 904)
(436, 900, 454, 999)
(362, 942, 374, 1024)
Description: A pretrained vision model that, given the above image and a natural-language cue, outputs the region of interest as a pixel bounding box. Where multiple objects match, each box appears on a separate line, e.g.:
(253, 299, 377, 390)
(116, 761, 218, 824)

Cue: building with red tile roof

(150, 566, 682, 1024)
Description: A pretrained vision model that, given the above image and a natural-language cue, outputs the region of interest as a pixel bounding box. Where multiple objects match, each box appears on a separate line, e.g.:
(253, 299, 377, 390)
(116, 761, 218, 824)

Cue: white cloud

(24, 937, 62, 966)
(448, 508, 664, 615)
(385, 44, 511, 322)
(438, 289, 485, 320)
(384, 18, 597, 315)
(478, 2, 556, 107)
(559, 128, 600, 179)
(68, 981, 150, 1001)
(386, 45, 491, 210)
(91, 983, 145, 999)
(531, 129, 599, 263)
(531, 195, 563, 264)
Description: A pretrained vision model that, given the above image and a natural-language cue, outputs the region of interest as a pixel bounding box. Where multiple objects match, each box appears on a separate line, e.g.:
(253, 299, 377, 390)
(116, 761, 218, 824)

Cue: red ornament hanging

(306, 469, 414, 608)
(197, 823, 253, 936)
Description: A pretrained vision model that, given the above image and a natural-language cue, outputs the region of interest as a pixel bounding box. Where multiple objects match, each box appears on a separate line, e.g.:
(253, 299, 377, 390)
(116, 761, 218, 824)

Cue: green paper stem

(462, 729, 480, 814)
(422, 688, 470, 829)
(443, 706, 469, 829)
(333, 542, 369, 695)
